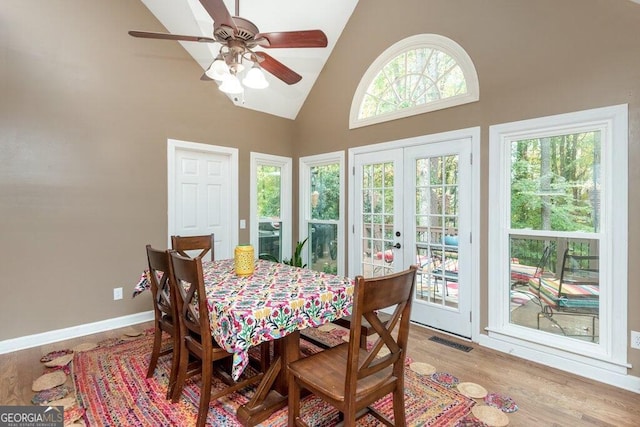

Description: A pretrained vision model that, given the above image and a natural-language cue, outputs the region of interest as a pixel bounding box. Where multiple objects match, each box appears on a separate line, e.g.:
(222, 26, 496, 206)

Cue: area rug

(73, 330, 479, 426)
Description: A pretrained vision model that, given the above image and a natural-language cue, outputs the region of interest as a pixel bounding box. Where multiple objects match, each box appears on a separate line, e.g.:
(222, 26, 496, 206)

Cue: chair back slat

(146, 245, 175, 319)
(171, 234, 215, 261)
(346, 265, 417, 394)
(169, 252, 212, 352)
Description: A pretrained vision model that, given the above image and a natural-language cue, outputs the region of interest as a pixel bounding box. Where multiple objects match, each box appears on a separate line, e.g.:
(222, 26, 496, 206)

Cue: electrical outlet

(113, 287, 123, 301)
(631, 331, 640, 349)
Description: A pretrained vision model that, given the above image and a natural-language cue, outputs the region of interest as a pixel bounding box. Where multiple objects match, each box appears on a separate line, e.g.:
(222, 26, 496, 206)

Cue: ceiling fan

(128, 0, 328, 93)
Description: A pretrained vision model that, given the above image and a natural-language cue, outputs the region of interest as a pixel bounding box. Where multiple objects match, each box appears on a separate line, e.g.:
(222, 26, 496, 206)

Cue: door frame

(348, 127, 481, 341)
(167, 139, 239, 255)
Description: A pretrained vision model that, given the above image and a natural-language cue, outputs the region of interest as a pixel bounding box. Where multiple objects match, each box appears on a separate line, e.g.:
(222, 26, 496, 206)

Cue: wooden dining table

(198, 258, 354, 426)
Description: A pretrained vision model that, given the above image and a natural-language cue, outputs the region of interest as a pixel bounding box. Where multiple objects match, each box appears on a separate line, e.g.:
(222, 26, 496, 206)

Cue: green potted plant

(283, 237, 308, 268)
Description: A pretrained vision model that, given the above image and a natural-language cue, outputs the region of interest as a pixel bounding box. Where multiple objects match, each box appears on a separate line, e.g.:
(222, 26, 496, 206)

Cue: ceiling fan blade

(199, 0, 237, 32)
(255, 51, 302, 85)
(128, 30, 216, 43)
(256, 30, 328, 48)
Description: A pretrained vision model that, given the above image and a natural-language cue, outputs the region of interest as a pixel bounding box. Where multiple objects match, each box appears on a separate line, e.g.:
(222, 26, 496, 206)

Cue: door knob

(393, 243, 401, 249)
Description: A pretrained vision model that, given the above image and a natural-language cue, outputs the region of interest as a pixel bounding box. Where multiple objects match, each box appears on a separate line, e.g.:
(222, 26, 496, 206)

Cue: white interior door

(352, 138, 473, 338)
(168, 139, 238, 259)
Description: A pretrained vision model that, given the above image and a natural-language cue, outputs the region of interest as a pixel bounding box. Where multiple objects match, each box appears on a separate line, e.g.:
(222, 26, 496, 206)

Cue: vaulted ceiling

(136, 0, 359, 119)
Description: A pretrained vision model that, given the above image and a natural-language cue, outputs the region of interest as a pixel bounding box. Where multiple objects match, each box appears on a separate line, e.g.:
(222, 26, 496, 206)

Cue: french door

(353, 149, 405, 279)
(352, 137, 473, 338)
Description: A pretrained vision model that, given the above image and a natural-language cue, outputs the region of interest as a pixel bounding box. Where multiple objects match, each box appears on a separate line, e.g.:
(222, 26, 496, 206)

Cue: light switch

(240, 219, 246, 229)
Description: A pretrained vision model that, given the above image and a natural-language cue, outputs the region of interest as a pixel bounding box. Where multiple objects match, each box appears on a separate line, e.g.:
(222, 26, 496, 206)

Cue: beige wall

(294, 0, 640, 375)
(0, 1, 295, 339)
(2, 0, 639, 378)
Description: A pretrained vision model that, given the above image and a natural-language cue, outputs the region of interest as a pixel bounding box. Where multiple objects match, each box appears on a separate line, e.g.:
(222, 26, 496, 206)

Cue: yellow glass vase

(234, 245, 255, 276)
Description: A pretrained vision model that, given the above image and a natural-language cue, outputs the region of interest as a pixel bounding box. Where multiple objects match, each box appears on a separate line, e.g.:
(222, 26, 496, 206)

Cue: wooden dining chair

(288, 265, 418, 427)
(145, 245, 180, 399)
(169, 251, 266, 427)
(171, 234, 215, 261)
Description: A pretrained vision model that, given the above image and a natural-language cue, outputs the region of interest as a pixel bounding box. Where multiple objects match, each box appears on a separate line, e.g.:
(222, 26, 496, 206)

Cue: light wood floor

(1, 321, 639, 426)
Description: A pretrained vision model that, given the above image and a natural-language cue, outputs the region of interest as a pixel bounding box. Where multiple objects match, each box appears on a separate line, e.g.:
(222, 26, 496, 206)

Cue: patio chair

(528, 248, 599, 341)
(510, 245, 552, 286)
(171, 234, 215, 261)
(414, 243, 454, 298)
(288, 265, 418, 426)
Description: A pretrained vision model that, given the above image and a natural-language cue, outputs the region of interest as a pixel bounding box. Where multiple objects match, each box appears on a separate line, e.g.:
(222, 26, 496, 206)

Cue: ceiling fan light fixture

(219, 74, 244, 94)
(206, 58, 231, 81)
(242, 66, 269, 89)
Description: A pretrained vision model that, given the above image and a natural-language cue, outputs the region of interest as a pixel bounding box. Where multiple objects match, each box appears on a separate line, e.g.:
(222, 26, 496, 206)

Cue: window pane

(430, 157, 443, 185)
(310, 163, 340, 221)
(373, 163, 384, 186)
(257, 165, 282, 261)
(258, 220, 281, 261)
(360, 46, 470, 119)
(372, 189, 383, 213)
(257, 165, 281, 218)
(510, 132, 601, 232)
(509, 236, 599, 343)
(309, 223, 338, 274)
(444, 185, 458, 215)
(441, 66, 466, 97)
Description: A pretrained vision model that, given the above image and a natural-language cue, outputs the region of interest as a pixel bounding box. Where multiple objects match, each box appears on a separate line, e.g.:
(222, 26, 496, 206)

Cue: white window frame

(299, 151, 345, 276)
(249, 152, 292, 261)
(484, 104, 629, 388)
(349, 34, 479, 129)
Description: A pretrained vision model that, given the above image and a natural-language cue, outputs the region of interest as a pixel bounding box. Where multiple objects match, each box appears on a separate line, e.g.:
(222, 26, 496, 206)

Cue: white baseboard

(0, 311, 154, 355)
(478, 333, 640, 394)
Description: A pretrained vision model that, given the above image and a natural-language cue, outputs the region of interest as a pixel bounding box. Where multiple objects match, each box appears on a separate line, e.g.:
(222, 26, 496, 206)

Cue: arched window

(350, 34, 479, 129)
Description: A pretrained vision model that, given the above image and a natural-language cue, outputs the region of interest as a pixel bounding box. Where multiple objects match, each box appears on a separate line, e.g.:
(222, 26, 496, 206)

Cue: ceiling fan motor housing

(214, 17, 260, 46)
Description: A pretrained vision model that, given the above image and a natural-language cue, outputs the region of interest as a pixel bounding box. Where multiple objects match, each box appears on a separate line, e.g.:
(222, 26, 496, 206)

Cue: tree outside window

(509, 131, 601, 342)
(257, 165, 282, 261)
(308, 163, 340, 274)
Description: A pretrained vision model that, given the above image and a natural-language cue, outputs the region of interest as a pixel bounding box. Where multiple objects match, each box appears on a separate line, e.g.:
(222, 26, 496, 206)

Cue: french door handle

(393, 243, 401, 249)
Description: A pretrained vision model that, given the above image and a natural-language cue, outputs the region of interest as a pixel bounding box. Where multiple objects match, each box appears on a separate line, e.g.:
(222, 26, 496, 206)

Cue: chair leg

(146, 325, 163, 378)
(196, 359, 213, 427)
(166, 334, 180, 399)
(392, 385, 406, 426)
(287, 376, 301, 427)
(343, 405, 357, 426)
(359, 334, 368, 350)
(171, 339, 189, 403)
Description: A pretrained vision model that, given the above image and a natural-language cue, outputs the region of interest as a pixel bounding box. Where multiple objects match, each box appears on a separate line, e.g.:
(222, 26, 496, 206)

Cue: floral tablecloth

(196, 259, 353, 380)
(134, 259, 354, 379)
